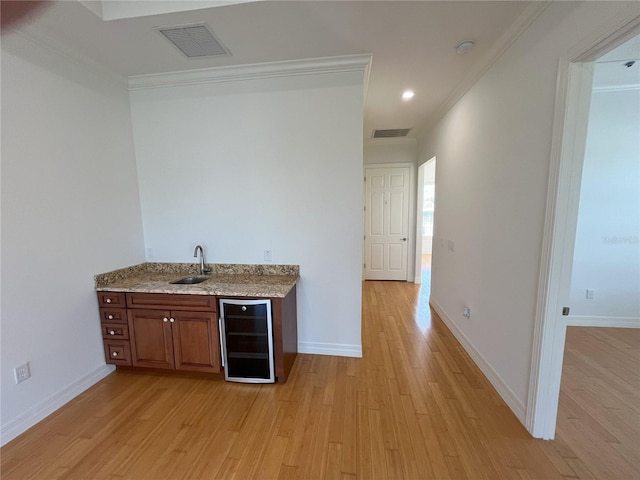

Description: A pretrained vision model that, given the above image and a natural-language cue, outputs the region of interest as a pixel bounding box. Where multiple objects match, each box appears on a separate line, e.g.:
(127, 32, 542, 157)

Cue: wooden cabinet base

(272, 285, 298, 383)
(99, 293, 221, 374)
(97, 288, 297, 382)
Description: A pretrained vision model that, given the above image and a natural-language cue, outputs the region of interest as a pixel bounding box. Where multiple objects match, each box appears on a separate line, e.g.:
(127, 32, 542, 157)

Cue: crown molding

(128, 54, 373, 91)
(570, 12, 640, 62)
(413, 1, 551, 140)
(5, 25, 128, 88)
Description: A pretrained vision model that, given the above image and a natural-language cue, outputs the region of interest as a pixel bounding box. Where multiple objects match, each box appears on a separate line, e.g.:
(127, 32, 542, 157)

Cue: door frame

(363, 162, 416, 282)
(526, 14, 640, 440)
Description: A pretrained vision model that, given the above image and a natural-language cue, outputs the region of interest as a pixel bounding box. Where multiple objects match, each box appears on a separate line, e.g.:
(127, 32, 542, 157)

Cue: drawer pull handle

(109, 330, 116, 335)
(163, 317, 169, 322)
(169, 317, 175, 323)
(106, 298, 112, 304)
(242, 306, 247, 312)
(112, 352, 118, 357)
(108, 314, 114, 320)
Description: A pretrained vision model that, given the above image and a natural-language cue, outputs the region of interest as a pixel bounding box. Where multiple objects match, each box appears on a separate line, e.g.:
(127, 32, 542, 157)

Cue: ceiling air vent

(158, 24, 230, 58)
(372, 128, 411, 138)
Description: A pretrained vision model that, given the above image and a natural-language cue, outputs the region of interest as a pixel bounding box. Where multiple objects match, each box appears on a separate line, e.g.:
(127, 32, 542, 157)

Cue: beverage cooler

(218, 299, 275, 383)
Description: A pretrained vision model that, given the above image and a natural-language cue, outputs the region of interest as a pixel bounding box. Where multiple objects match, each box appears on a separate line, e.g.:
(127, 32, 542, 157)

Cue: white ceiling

(594, 34, 640, 89)
(11, 0, 536, 139)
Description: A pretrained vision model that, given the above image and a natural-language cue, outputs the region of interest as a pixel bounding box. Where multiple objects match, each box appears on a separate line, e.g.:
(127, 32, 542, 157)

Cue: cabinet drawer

(101, 322, 129, 340)
(127, 293, 216, 312)
(103, 340, 131, 366)
(99, 308, 127, 324)
(97, 292, 126, 308)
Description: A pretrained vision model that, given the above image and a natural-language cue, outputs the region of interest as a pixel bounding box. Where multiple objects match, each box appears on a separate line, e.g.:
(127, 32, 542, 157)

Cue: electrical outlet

(586, 289, 594, 299)
(146, 247, 154, 260)
(447, 240, 455, 252)
(15, 363, 31, 384)
(463, 307, 471, 319)
(264, 250, 272, 262)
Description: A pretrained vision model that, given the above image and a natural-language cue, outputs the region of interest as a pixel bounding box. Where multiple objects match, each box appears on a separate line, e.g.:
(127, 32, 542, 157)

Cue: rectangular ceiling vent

(158, 24, 230, 58)
(372, 128, 411, 138)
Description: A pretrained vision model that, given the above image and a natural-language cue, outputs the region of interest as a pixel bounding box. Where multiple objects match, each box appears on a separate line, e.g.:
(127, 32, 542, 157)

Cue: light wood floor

(554, 326, 640, 479)
(2, 282, 638, 479)
(421, 254, 432, 291)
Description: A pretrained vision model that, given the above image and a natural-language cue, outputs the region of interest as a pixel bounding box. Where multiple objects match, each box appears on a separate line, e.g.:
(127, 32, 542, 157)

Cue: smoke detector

(456, 41, 475, 55)
(157, 23, 230, 58)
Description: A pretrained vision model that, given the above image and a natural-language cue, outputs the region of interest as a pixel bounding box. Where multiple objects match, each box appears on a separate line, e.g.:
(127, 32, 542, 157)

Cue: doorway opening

(527, 26, 640, 440)
(415, 157, 436, 287)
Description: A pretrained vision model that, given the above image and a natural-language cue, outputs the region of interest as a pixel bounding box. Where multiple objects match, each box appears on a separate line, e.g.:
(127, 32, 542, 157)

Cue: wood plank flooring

(554, 326, 640, 479)
(2, 281, 638, 479)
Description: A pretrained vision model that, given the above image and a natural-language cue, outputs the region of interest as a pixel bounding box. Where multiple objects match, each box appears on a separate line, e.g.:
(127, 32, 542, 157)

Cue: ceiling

(594, 33, 640, 89)
(9, 0, 538, 139)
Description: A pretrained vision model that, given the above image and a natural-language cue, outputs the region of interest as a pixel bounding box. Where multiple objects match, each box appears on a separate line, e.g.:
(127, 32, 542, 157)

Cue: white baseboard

(1, 364, 114, 446)
(298, 341, 362, 358)
(429, 300, 527, 425)
(565, 315, 640, 328)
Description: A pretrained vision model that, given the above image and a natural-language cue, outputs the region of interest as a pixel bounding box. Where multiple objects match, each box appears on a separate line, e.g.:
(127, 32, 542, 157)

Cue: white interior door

(364, 166, 410, 280)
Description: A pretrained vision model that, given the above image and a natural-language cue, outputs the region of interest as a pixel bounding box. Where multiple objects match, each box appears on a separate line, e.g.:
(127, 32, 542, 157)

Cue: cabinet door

(172, 311, 220, 373)
(128, 309, 174, 370)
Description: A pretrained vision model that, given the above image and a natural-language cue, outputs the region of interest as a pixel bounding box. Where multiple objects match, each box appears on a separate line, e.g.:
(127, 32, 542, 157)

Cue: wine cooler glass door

(219, 299, 275, 383)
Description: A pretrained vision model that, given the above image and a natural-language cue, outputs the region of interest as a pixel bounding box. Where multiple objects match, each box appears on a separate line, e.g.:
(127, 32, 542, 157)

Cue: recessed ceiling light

(402, 90, 415, 100)
(456, 41, 475, 55)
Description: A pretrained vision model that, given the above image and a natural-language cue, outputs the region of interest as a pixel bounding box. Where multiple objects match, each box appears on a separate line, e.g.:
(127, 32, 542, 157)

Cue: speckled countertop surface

(95, 263, 299, 298)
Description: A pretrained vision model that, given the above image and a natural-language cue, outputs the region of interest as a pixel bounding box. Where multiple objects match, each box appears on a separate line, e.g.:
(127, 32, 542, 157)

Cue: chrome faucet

(193, 245, 212, 275)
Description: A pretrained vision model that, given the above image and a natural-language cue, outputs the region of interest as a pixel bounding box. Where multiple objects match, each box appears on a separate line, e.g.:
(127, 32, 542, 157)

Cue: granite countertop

(95, 263, 299, 298)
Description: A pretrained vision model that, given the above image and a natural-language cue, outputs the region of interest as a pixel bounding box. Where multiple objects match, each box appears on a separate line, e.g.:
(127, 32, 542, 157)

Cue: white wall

(417, 1, 636, 422)
(129, 70, 364, 357)
(0, 33, 145, 444)
(569, 83, 640, 323)
(364, 139, 417, 165)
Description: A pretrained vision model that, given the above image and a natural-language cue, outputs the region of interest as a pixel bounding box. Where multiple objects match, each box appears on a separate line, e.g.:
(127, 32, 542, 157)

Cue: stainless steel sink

(170, 276, 209, 285)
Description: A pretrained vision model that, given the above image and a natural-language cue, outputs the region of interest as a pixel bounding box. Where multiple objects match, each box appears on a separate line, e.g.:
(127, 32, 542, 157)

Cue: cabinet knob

(106, 298, 112, 304)
(112, 351, 118, 357)
(242, 306, 247, 311)
(107, 314, 114, 320)
(109, 330, 115, 335)
(169, 317, 175, 323)
(163, 317, 169, 322)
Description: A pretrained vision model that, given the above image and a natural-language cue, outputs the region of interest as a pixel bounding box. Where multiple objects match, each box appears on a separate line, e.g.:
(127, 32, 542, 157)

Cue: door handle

(401, 238, 407, 241)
